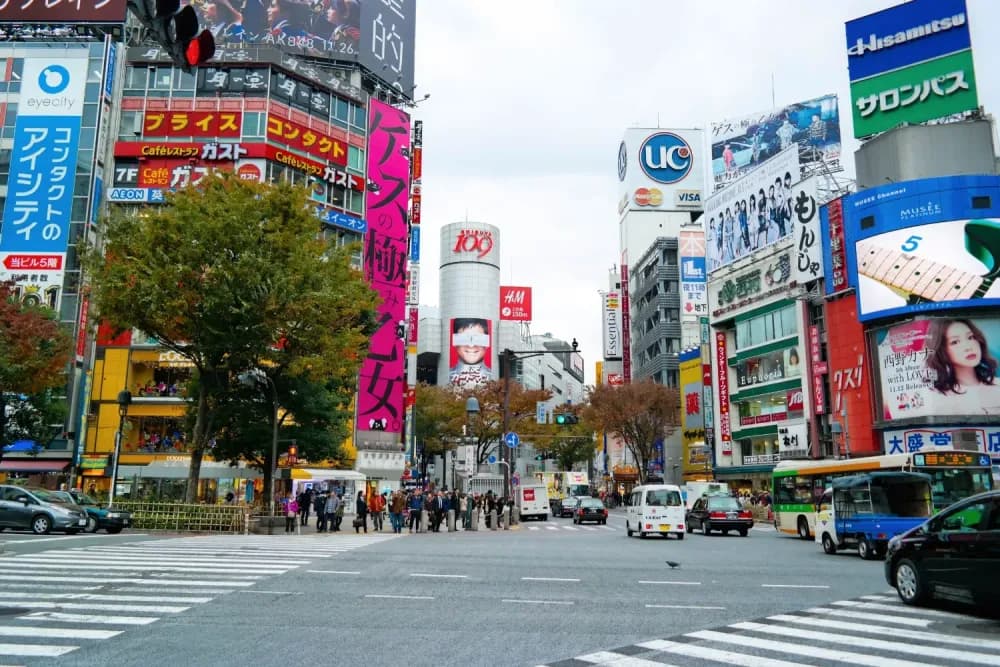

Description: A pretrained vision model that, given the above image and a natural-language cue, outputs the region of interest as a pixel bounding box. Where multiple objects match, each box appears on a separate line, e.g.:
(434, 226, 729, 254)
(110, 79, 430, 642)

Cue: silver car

(0, 485, 88, 535)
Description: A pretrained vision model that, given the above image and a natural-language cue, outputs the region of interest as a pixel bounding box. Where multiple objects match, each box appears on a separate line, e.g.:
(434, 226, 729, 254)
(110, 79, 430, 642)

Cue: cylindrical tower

(439, 222, 500, 387)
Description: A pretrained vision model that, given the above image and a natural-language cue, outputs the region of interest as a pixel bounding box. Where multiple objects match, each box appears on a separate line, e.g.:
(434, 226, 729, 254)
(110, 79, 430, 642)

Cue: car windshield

(72, 493, 98, 506)
(30, 489, 56, 502)
(580, 499, 603, 508)
(708, 496, 741, 511)
(51, 491, 78, 504)
(646, 489, 682, 506)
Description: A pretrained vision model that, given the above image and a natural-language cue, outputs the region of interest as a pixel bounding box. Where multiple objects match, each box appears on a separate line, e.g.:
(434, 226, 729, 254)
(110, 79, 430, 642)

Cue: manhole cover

(0, 608, 30, 616)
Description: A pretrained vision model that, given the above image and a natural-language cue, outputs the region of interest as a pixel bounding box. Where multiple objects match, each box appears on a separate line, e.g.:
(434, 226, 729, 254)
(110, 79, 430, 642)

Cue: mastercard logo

(633, 187, 663, 207)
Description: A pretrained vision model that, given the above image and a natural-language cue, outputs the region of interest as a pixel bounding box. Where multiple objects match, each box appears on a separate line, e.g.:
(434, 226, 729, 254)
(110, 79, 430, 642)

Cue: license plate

(658, 524, 671, 531)
(78, 518, 87, 525)
(727, 512, 737, 519)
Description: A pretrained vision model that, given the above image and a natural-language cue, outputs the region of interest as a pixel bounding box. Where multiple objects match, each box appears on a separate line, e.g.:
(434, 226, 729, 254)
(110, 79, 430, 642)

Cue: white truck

(516, 484, 550, 521)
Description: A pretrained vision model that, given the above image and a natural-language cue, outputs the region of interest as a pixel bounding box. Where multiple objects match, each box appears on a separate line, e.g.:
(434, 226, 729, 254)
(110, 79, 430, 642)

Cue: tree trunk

(261, 461, 273, 514)
(184, 385, 209, 503)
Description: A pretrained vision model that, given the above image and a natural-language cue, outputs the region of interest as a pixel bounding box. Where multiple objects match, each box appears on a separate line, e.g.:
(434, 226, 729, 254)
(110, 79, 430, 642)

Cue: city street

(0, 512, 997, 666)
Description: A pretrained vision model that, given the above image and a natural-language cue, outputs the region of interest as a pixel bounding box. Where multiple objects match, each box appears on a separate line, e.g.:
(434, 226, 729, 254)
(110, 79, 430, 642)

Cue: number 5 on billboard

(901, 235, 923, 252)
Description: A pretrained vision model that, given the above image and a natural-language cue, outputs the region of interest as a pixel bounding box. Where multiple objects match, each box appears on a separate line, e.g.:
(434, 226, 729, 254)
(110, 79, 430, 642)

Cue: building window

(735, 304, 796, 349)
(663, 248, 677, 265)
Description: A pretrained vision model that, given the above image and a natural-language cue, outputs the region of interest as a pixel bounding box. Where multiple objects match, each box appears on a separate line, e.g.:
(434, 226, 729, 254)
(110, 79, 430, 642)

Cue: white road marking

(307, 570, 360, 575)
(830, 599, 969, 618)
(0, 643, 78, 657)
(770, 613, 1000, 651)
(562, 526, 579, 531)
(637, 639, 806, 667)
(687, 629, 937, 667)
(501, 599, 573, 605)
(35, 554, 306, 566)
(645, 604, 726, 610)
(22, 611, 158, 626)
(0, 575, 257, 587)
(0, 592, 211, 604)
(0, 626, 121, 640)
(638, 580, 701, 585)
(364, 594, 433, 600)
(0, 601, 189, 614)
(4, 562, 289, 574)
(545, 526, 559, 531)
(761, 584, 830, 589)
(731, 621, 1000, 665)
(803, 606, 935, 627)
(409, 573, 468, 579)
(528, 527, 540, 531)
(574, 651, 666, 665)
(521, 577, 579, 582)
(236, 591, 303, 595)
(112, 587, 235, 595)
(3, 534, 145, 544)
(0, 583, 101, 591)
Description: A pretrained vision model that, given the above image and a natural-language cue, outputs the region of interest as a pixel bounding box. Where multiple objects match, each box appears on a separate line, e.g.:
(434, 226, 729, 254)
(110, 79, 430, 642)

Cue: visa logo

(678, 192, 701, 203)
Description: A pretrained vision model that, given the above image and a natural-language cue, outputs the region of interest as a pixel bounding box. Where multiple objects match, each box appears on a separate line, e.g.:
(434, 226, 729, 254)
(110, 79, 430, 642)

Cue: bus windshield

(921, 468, 993, 509)
(567, 484, 589, 498)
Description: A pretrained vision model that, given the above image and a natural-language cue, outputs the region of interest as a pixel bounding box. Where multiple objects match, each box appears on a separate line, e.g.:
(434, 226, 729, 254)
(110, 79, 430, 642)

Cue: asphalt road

(0, 512, 996, 666)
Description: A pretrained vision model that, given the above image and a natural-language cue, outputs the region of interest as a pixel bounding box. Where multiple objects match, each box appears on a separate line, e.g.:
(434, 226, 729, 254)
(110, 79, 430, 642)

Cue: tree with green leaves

(463, 380, 551, 469)
(83, 173, 378, 502)
(586, 380, 680, 485)
(0, 281, 72, 455)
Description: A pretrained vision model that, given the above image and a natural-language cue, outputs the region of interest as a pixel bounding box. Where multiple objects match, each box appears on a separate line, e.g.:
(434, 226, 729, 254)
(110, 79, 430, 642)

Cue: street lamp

(240, 369, 279, 515)
(107, 389, 131, 508)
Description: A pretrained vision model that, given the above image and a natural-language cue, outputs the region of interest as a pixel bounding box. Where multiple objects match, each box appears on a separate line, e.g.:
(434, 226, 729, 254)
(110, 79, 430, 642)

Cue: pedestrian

(297, 487, 312, 526)
(459, 493, 468, 530)
(334, 494, 345, 531)
(389, 490, 405, 534)
(408, 489, 423, 533)
(324, 491, 339, 533)
(314, 490, 328, 532)
(371, 491, 385, 532)
(355, 491, 368, 533)
(284, 494, 298, 533)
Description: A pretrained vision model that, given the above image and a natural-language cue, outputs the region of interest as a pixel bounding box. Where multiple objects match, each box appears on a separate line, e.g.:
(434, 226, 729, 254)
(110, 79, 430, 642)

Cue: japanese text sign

(143, 111, 242, 138)
(266, 115, 347, 166)
(499, 286, 532, 321)
(0, 0, 127, 23)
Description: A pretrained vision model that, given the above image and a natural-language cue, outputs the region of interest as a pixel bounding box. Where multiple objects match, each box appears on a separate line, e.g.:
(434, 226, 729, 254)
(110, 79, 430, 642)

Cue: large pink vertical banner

(356, 99, 411, 434)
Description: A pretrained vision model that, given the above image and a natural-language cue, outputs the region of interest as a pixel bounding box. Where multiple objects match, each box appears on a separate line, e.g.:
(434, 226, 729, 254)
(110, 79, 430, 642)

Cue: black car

(885, 490, 1000, 611)
(573, 498, 608, 525)
(557, 497, 581, 518)
(685, 494, 753, 536)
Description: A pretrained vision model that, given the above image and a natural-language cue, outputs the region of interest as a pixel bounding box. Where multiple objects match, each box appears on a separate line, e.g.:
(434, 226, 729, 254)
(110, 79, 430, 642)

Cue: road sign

(536, 401, 546, 425)
(512, 472, 520, 487)
(504, 432, 520, 448)
(487, 454, 497, 465)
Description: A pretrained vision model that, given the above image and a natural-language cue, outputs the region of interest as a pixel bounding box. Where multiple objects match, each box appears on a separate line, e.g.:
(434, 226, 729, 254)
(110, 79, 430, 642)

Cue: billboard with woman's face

(448, 318, 493, 388)
(874, 316, 1000, 420)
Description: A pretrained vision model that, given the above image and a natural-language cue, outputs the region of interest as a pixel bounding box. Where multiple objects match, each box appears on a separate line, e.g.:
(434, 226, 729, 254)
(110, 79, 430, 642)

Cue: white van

(516, 484, 550, 521)
(626, 484, 686, 540)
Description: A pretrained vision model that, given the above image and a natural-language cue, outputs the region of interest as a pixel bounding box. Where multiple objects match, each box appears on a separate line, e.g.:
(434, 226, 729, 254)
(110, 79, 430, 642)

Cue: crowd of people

(280, 486, 519, 534)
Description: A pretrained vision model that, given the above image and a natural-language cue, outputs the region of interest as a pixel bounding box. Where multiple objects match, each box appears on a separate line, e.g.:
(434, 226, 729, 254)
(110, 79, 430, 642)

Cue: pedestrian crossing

(0, 533, 398, 663)
(540, 592, 1000, 666)
(525, 524, 618, 532)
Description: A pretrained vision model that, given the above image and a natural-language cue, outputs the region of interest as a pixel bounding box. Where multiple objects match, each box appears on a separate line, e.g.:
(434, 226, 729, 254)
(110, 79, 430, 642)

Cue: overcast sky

(411, 0, 1000, 386)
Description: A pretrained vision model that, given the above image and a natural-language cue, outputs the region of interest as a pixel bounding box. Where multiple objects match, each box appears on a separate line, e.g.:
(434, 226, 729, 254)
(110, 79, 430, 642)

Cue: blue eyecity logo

(38, 65, 70, 94)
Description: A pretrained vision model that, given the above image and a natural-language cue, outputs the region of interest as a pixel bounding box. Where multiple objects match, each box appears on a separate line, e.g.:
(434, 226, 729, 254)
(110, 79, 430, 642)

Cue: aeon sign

(453, 229, 494, 258)
(639, 132, 693, 184)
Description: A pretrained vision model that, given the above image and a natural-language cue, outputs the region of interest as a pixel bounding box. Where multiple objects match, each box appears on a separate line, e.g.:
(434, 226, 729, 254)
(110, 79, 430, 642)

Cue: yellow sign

(680, 356, 708, 475)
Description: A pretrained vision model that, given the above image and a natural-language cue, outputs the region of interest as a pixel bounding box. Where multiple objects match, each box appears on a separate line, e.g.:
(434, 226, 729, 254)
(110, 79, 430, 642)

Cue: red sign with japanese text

(143, 111, 242, 138)
(826, 197, 848, 293)
(499, 286, 532, 321)
(825, 296, 877, 456)
(266, 115, 347, 166)
(2, 254, 62, 271)
(0, 0, 127, 23)
(411, 185, 422, 225)
(607, 373, 624, 386)
(75, 296, 89, 360)
(716, 331, 732, 450)
(411, 147, 422, 182)
(114, 141, 264, 160)
(809, 324, 826, 415)
(407, 306, 419, 345)
(265, 145, 364, 191)
(786, 389, 804, 412)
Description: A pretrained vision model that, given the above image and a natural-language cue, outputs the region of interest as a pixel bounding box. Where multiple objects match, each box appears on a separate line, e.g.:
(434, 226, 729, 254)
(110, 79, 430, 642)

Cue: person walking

(284, 494, 298, 533)
(333, 494, 345, 531)
(389, 490, 405, 534)
(314, 490, 328, 532)
(297, 487, 312, 526)
(408, 489, 423, 533)
(355, 491, 368, 534)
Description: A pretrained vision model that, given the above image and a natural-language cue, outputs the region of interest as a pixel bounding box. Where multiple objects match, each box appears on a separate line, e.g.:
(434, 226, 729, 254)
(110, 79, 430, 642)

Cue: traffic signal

(287, 442, 298, 464)
(554, 413, 578, 426)
(535, 454, 544, 461)
(152, 0, 215, 70)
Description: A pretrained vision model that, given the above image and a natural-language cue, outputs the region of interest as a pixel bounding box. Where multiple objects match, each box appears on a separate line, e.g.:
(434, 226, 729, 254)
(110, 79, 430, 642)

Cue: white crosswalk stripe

(539, 592, 1000, 666)
(0, 533, 398, 662)
(527, 524, 617, 531)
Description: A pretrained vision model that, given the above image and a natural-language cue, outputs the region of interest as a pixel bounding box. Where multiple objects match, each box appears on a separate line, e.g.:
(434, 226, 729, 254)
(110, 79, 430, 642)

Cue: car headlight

(887, 535, 901, 552)
(107, 512, 120, 519)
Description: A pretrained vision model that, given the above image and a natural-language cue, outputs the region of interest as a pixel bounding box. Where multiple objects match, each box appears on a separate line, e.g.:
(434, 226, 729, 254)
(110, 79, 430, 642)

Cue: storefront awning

(0, 459, 70, 473)
(117, 462, 261, 480)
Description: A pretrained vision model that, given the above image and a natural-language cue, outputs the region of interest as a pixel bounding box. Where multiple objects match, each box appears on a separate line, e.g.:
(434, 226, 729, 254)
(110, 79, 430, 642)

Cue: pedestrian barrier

(113, 500, 248, 533)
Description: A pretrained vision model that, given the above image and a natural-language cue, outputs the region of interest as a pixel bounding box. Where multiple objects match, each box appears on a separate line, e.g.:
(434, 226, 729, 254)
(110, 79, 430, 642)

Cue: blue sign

(681, 256, 706, 282)
(107, 187, 165, 203)
(0, 58, 86, 258)
(503, 432, 520, 449)
(638, 132, 693, 185)
(487, 454, 497, 465)
(831, 174, 1000, 321)
(314, 206, 367, 233)
(104, 43, 117, 100)
(845, 0, 971, 82)
(91, 176, 103, 225)
(410, 226, 420, 262)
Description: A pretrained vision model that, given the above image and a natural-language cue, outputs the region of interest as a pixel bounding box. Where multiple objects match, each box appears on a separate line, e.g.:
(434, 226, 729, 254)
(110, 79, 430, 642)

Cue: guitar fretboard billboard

(839, 175, 1000, 322)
